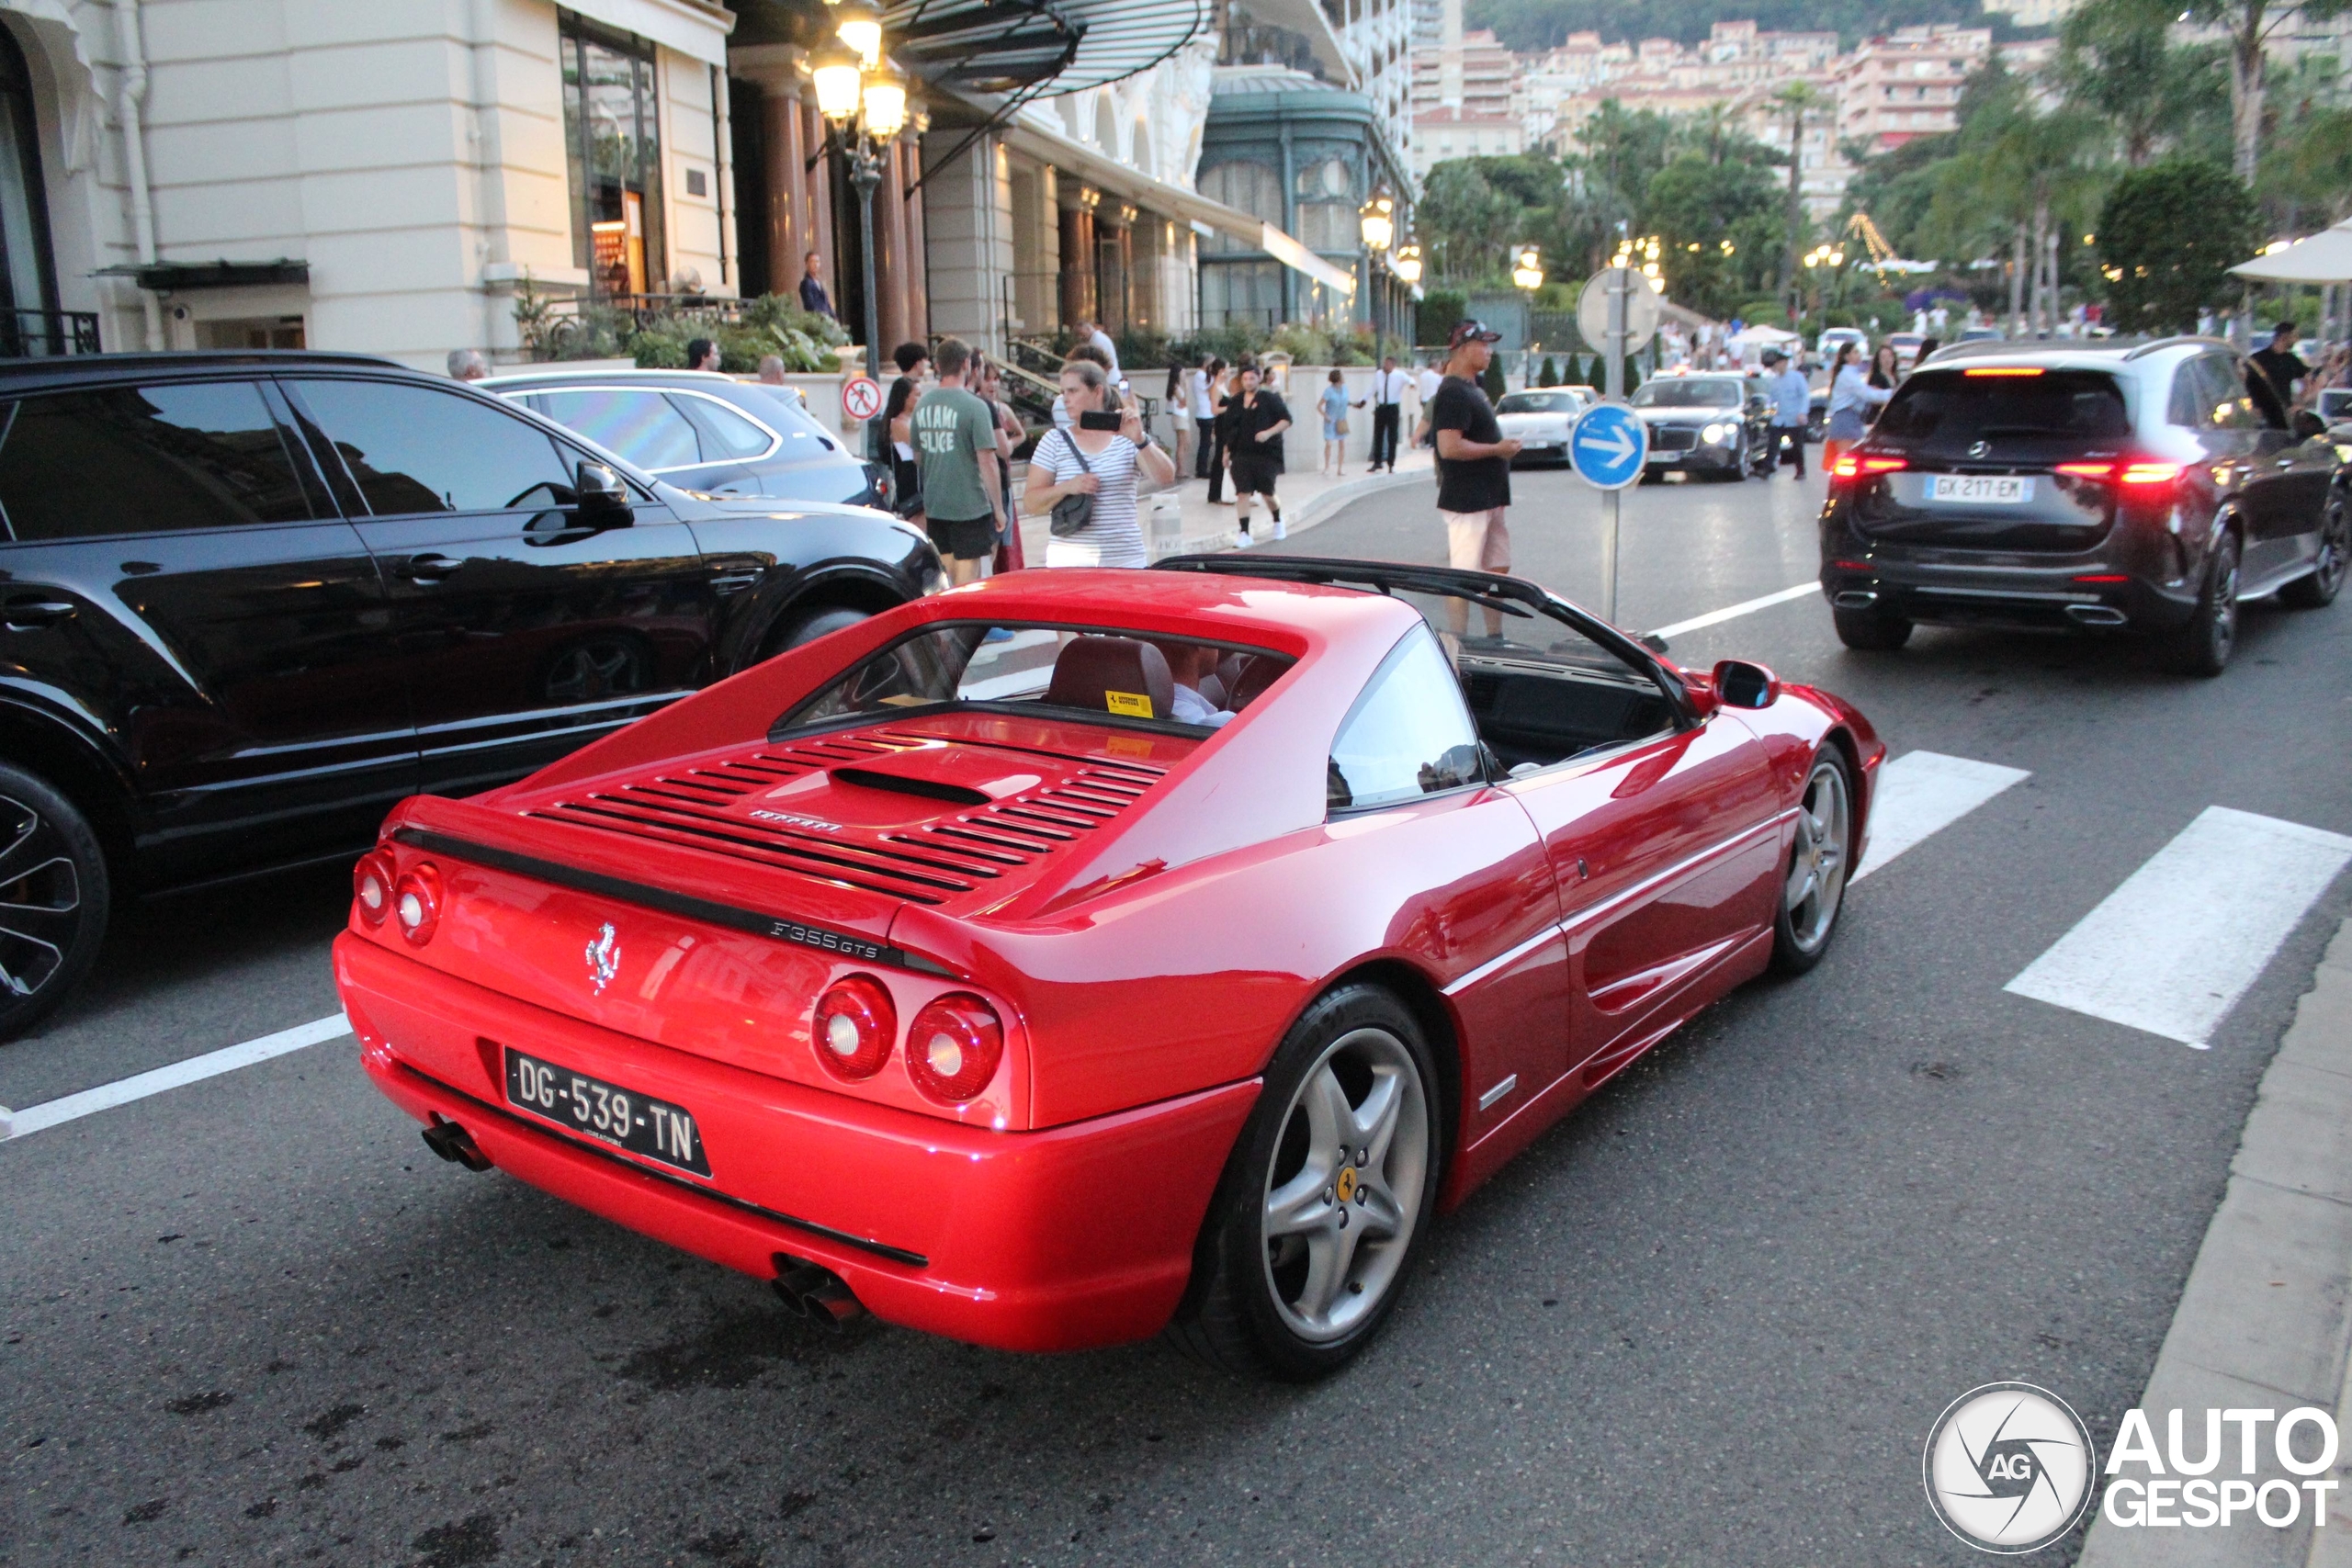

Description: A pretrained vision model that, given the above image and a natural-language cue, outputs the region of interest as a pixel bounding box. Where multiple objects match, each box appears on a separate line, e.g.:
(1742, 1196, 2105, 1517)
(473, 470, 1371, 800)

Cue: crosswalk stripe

(1647, 581, 1817, 640)
(2004, 807, 2352, 1048)
(1851, 750, 2031, 884)
(0, 1012, 353, 1141)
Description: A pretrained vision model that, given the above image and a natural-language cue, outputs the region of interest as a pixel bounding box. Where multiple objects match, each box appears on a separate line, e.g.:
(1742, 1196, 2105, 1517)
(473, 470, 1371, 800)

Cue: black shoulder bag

(1047, 430, 1097, 539)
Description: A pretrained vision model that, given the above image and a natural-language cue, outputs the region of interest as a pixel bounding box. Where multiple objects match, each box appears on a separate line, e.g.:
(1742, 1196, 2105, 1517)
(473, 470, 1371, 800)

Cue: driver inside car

(1155, 641, 1238, 728)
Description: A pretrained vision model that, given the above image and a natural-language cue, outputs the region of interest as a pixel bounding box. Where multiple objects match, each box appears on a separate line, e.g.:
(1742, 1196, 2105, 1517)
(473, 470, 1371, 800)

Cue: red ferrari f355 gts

(335, 557, 1883, 1379)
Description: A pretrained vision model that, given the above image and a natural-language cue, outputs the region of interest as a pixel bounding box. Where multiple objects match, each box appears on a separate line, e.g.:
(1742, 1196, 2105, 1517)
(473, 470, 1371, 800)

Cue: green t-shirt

(911, 387, 998, 522)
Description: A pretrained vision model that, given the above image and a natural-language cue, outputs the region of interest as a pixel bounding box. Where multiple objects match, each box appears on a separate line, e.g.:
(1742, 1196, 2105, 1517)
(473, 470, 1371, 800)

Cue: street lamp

(813, 29, 917, 463)
(1511, 245, 1543, 382)
(1360, 186, 1394, 365)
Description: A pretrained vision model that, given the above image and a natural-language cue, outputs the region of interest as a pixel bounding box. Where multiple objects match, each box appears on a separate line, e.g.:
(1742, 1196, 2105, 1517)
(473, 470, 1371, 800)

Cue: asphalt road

(6, 460, 2351, 1567)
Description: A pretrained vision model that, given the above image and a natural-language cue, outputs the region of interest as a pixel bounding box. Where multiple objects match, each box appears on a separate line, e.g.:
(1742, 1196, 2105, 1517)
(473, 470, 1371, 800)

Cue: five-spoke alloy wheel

(1170, 984, 1441, 1380)
(1772, 751, 1852, 975)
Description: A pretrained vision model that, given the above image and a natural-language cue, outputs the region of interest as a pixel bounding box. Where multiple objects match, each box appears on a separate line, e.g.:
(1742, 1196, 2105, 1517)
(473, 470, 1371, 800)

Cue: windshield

(1631, 378, 1743, 410)
(1497, 391, 1579, 413)
(775, 622, 1295, 738)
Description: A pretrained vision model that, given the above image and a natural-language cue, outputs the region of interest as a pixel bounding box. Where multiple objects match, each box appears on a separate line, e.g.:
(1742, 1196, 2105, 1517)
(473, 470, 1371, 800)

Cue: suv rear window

(1873, 369, 2131, 456)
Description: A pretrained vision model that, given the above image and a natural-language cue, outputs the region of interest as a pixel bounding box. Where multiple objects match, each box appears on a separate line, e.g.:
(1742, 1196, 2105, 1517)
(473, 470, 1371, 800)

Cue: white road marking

(1851, 751, 2032, 884)
(0, 1012, 353, 1142)
(2004, 807, 2352, 1049)
(1647, 581, 1817, 640)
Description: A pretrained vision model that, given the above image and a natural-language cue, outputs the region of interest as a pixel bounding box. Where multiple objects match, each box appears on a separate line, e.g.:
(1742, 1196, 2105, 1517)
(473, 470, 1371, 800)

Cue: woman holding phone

(1022, 359, 1174, 568)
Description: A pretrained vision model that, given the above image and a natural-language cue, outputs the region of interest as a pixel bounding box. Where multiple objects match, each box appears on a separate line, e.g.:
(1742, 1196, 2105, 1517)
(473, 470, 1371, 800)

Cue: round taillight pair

(810, 981, 1004, 1103)
(393, 863, 442, 946)
(812, 976, 896, 1080)
(352, 850, 396, 927)
(907, 993, 1003, 1104)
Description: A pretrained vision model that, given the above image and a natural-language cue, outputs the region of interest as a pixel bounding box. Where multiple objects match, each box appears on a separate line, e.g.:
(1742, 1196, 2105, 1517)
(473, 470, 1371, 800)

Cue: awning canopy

(888, 0, 1212, 97)
(2233, 220, 2352, 284)
(993, 113, 1355, 296)
(94, 258, 310, 291)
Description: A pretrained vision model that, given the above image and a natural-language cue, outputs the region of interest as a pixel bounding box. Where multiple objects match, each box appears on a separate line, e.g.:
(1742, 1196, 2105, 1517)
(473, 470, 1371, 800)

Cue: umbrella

(2232, 220, 2352, 283)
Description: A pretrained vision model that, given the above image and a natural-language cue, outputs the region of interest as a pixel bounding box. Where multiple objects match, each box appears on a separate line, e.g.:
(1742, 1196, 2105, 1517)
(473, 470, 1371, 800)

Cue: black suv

(1818, 337, 2347, 674)
(0, 352, 942, 1040)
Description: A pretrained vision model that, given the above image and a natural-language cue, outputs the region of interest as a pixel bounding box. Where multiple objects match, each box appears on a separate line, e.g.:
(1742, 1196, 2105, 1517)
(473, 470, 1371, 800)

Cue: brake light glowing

(393, 863, 443, 946)
(1830, 453, 1904, 482)
(1831, 454, 1860, 479)
(2054, 462, 2114, 479)
(906, 994, 1005, 1103)
(1964, 367, 2045, 377)
(812, 976, 896, 1081)
(1860, 456, 1908, 473)
(353, 850, 395, 927)
(2120, 462, 2184, 486)
(2073, 573, 2132, 582)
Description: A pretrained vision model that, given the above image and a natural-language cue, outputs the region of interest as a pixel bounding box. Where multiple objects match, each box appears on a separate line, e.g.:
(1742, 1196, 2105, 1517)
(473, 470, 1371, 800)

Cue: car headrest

(1226, 654, 1285, 711)
(1044, 636, 1175, 721)
(1196, 672, 1227, 711)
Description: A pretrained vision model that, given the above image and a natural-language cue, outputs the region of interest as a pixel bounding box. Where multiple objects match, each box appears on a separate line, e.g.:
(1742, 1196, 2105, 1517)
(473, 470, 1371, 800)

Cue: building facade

(4, 0, 736, 369)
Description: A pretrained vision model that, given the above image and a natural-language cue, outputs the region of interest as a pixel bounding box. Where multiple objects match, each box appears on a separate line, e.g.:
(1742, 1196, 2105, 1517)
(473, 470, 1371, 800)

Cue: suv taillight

(1830, 453, 1905, 484)
(2054, 458, 2184, 495)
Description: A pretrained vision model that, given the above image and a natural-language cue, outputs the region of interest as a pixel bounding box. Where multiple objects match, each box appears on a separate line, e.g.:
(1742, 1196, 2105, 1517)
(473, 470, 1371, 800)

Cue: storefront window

(1201, 260, 1282, 330)
(1198, 162, 1280, 256)
(0, 24, 61, 351)
(561, 14, 665, 298)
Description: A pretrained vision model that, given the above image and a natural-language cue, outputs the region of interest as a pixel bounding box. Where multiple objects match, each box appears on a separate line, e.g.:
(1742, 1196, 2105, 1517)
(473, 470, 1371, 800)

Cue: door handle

(2, 598, 75, 629)
(396, 553, 457, 582)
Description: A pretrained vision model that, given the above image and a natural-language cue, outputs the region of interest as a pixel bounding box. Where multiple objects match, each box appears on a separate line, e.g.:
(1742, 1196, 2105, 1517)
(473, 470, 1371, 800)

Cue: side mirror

(1712, 659, 1781, 710)
(574, 459, 631, 520)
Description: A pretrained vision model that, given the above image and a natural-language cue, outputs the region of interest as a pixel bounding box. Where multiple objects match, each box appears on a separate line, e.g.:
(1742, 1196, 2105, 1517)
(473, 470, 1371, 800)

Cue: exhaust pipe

(2065, 604, 2128, 626)
(420, 1115, 492, 1171)
(1832, 590, 1879, 609)
(771, 1254, 865, 1328)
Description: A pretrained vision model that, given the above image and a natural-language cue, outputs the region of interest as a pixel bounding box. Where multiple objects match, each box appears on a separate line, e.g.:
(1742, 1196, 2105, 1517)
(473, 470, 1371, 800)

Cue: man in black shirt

(2249, 321, 2310, 428)
(1430, 320, 1521, 641)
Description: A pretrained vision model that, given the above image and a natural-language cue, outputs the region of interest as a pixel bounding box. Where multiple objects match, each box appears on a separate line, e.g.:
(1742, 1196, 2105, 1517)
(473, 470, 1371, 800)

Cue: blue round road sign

(1569, 403, 1649, 491)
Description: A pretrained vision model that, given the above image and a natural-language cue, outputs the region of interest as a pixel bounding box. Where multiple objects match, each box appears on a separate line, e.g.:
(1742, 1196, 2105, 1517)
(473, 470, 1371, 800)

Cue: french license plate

(1928, 474, 2034, 504)
(503, 1046, 710, 1176)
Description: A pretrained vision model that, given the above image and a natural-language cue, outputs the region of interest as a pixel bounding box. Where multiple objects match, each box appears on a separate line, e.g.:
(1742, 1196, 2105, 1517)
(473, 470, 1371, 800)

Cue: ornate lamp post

(1512, 244, 1544, 381)
(1358, 186, 1394, 365)
(1393, 240, 1421, 351)
(812, 7, 913, 461)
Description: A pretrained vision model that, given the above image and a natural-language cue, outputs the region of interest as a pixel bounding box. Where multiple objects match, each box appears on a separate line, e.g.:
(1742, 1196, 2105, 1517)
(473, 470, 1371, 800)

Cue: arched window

(0, 23, 62, 353)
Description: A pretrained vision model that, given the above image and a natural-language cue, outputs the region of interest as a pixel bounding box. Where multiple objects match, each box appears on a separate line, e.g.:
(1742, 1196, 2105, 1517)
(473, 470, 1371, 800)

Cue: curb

(2078, 917, 2352, 1567)
(1284, 464, 1435, 536)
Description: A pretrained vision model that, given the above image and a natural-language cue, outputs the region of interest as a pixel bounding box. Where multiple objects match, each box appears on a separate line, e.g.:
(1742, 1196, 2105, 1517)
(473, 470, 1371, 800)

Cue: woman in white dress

(1022, 358, 1176, 568)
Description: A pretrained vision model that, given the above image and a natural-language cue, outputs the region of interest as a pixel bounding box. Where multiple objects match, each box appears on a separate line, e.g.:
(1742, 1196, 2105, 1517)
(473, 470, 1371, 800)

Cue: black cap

(1760, 347, 1787, 365)
(1448, 320, 1504, 348)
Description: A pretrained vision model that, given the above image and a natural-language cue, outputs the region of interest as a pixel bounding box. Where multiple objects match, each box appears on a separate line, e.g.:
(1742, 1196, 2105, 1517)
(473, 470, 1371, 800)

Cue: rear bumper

(1819, 513, 2201, 633)
(337, 932, 1259, 1352)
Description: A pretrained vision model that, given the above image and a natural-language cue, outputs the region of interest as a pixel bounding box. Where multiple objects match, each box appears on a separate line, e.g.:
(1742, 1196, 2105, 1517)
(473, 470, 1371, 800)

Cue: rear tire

(2278, 489, 2347, 610)
(1832, 606, 1913, 650)
(760, 603, 870, 661)
(1168, 984, 1441, 1382)
(0, 762, 111, 1044)
(2162, 527, 2239, 677)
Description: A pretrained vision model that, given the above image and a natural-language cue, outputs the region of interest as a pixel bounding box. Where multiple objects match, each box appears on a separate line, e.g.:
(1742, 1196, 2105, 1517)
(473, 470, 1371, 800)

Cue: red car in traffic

(335, 558, 1882, 1379)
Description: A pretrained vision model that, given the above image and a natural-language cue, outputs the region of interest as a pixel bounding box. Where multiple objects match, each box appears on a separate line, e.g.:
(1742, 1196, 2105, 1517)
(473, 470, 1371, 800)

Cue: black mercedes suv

(0, 352, 943, 1040)
(1817, 337, 2347, 674)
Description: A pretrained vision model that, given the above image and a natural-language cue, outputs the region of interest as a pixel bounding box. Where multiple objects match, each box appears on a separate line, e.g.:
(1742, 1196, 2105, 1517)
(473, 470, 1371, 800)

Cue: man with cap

(1761, 347, 1812, 479)
(1430, 320, 1521, 644)
(2249, 321, 2310, 426)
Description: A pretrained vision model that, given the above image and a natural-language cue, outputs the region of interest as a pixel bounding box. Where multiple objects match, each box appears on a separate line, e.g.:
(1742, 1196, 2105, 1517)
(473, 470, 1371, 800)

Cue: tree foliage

(2096, 158, 2259, 333)
(1467, 0, 2041, 52)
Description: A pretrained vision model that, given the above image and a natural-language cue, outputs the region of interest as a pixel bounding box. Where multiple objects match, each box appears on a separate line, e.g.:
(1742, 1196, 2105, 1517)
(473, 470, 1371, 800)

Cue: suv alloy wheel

(2165, 526, 2240, 677)
(0, 762, 111, 1043)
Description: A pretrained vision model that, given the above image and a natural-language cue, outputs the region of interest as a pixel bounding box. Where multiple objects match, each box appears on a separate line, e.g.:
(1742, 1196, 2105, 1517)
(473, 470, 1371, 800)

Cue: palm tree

(1770, 82, 1831, 307)
(2179, 0, 2352, 186)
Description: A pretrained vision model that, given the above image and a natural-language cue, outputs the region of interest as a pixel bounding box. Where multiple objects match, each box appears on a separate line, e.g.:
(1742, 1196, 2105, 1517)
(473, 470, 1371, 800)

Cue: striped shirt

(1033, 429, 1146, 568)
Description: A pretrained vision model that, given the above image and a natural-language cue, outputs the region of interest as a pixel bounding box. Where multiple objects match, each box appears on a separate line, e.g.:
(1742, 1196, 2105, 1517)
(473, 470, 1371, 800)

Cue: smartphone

(1078, 409, 1125, 431)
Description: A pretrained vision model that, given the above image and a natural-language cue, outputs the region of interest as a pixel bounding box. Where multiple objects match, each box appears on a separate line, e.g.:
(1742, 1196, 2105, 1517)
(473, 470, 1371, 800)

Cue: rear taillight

(2120, 462, 2184, 487)
(812, 976, 896, 1081)
(353, 850, 395, 927)
(393, 863, 442, 946)
(906, 994, 1004, 1103)
(1830, 453, 1905, 483)
(2054, 461, 2113, 479)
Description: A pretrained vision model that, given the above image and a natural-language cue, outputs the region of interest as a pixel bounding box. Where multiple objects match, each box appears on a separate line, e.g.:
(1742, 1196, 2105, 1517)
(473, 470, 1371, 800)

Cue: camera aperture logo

(1924, 1382, 2098, 1553)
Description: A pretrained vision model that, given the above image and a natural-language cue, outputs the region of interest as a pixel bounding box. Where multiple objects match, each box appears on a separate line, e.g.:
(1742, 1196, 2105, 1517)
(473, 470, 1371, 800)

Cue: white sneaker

(1233, 527, 1252, 549)
(1271, 518, 1287, 540)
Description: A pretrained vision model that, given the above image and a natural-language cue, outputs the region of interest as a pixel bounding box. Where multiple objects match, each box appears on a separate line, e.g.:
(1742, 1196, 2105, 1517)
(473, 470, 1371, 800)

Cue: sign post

(1574, 267, 1660, 625)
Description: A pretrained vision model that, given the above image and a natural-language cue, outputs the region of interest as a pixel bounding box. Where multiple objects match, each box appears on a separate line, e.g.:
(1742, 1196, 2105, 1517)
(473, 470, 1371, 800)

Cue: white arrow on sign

(1578, 422, 1637, 463)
